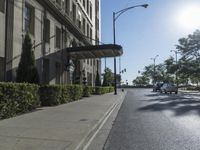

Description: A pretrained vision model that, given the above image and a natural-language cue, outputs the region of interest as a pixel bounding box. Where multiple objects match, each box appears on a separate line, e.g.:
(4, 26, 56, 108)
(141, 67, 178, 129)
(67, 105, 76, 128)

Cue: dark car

(153, 83, 163, 92)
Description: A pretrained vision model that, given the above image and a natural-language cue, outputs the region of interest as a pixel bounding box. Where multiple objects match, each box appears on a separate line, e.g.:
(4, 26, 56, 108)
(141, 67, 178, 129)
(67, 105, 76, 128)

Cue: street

(103, 89, 200, 150)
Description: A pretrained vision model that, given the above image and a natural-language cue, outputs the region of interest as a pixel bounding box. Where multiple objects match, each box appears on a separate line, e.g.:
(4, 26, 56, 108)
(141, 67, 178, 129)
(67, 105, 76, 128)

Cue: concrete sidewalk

(0, 91, 126, 150)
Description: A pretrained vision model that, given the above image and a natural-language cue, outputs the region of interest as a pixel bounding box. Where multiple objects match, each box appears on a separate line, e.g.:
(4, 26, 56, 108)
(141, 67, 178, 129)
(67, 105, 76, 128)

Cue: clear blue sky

(101, 0, 200, 84)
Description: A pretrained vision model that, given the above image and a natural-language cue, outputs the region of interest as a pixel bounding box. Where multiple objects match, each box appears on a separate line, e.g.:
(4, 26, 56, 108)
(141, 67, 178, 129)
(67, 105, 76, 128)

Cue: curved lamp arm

(114, 4, 148, 21)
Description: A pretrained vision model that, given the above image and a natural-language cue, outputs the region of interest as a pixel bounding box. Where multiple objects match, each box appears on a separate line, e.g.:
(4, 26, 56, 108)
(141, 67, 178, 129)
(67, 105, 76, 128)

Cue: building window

(64, 30, 68, 47)
(44, 18, 50, 43)
(56, 0, 61, 6)
(24, 3, 35, 35)
(0, 0, 5, 13)
(93, 59, 95, 66)
(87, 72, 89, 83)
(72, 3, 76, 22)
(78, 10, 81, 28)
(90, 59, 92, 66)
(83, 0, 86, 8)
(87, 23, 89, 37)
(90, 2, 92, 20)
(87, 59, 89, 64)
(90, 28, 92, 41)
(82, 18, 86, 34)
(87, 0, 89, 14)
(0, 57, 4, 81)
(65, 0, 70, 14)
(43, 58, 49, 84)
(55, 26, 61, 48)
(96, 60, 98, 66)
(56, 62, 61, 84)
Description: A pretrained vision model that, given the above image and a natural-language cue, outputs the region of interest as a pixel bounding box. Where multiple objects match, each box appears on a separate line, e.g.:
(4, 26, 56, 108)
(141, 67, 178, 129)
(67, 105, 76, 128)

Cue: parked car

(153, 83, 163, 92)
(160, 83, 178, 94)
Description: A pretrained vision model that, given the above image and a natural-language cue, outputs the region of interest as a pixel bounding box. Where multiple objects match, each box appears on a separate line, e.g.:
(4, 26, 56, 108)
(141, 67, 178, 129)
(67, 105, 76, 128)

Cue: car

(160, 83, 178, 94)
(153, 83, 163, 92)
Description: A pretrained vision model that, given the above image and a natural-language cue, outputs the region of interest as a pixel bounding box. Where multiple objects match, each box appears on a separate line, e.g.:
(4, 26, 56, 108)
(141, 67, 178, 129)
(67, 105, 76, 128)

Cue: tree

(132, 76, 150, 86)
(176, 30, 200, 85)
(176, 30, 200, 60)
(164, 56, 177, 74)
(95, 70, 101, 86)
(16, 33, 40, 84)
(102, 67, 114, 86)
(142, 64, 154, 80)
(142, 64, 163, 83)
(190, 73, 200, 86)
(142, 62, 174, 84)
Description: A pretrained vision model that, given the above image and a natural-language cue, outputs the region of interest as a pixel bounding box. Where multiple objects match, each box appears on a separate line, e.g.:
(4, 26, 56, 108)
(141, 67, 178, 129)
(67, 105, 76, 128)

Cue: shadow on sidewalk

(138, 93, 200, 117)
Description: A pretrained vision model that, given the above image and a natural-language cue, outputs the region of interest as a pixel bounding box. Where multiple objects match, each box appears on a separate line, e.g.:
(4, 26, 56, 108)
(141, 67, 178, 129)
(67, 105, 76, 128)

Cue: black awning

(64, 44, 123, 59)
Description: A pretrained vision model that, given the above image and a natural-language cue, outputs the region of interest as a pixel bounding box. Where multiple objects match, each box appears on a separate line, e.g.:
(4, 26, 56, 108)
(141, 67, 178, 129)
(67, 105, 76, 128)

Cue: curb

(74, 92, 126, 150)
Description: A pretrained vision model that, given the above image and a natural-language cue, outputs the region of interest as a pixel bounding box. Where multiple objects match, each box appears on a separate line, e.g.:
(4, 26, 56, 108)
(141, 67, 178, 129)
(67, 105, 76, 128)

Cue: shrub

(0, 82, 115, 120)
(60, 85, 71, 104)
(109, 86, 114, 92)
(69, 85, 83, 101)
(39, 84, 83, 106)
(102, 68, 114, 86)
(0, 82, 39, 119)
(83, 86, 93, 97)
(94, 86, 114, 95)
(16, 33, 40, 84)
(94, 87, 102, 95)
(95, 71, 101, 86)
(39, 85, 62, 106)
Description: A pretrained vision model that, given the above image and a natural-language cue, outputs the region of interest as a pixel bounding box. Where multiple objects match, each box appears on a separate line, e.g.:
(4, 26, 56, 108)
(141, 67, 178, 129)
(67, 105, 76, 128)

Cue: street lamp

(171, 50, 180, 87)
(150, 55, 159, 85)
(113, 4, 148, 95)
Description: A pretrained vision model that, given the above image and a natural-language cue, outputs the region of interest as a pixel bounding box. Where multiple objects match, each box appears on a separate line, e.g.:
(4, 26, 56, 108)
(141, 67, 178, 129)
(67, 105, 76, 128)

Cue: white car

(160, 83, 178, 94)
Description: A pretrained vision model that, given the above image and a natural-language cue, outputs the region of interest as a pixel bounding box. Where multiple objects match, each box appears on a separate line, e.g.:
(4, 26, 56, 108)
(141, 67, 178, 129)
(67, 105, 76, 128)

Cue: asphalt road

(103, 89, 200, 150)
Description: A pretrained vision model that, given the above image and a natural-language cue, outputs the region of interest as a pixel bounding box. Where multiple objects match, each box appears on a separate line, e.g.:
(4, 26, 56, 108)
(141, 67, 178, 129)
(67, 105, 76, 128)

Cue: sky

(101, 0, 200, 85)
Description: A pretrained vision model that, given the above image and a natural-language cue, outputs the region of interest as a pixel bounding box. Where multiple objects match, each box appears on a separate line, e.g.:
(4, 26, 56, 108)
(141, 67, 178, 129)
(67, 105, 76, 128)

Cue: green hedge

(60, 85, 71, 104)
(39, 84, 83, 106)
(69, 85, 83, 101)
(83, 86, 93, 97)
(39, 85, 62, 106)
(0, 82, 115, 119)
(109, 86, 114, 93)
(39, 85, 114, 106)
(94, 86, 114, 95)
(0, 82, 39, 119)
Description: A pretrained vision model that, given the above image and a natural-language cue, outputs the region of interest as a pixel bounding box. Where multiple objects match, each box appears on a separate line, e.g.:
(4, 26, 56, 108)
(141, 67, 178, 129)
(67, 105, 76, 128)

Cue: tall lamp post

(113, 4, 148, 95)
(171, 50, 180, 87)
(151, 55, 159, 85)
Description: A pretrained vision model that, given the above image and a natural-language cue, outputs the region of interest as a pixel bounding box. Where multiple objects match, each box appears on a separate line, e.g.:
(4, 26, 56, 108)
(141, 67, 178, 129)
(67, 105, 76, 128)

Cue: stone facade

(0, 0, 101, 86)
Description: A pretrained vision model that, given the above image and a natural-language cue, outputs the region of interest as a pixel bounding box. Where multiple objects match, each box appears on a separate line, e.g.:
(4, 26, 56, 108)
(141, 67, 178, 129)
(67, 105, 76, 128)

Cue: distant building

(0, 0, 101, 86)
